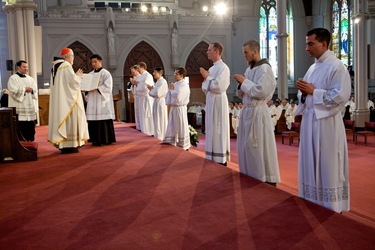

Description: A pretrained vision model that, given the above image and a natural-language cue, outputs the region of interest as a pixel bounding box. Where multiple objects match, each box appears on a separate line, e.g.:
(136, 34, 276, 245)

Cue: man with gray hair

(48, 48, 89, 153)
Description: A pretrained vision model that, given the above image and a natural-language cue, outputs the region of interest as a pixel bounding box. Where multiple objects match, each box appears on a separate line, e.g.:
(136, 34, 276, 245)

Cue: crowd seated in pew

(0, 107, 38, 162)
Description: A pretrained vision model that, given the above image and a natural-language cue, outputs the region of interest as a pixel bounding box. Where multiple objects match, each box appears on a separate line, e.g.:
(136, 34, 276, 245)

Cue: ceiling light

(141, 5, 147, 12)
(214, 3, 228, 16)
(202, 5, 208, 12)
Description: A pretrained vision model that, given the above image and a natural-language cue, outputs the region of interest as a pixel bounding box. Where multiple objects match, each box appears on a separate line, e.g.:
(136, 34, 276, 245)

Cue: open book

(81, 73, 100, 91)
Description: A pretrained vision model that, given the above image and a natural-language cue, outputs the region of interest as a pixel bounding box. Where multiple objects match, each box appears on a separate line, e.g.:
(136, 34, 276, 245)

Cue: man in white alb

(132, 62, 154, 136)
(234, 39, 280, 185)
(130, 65, 141, 130)
(200, 42, 230, 166)
(148, 67, 168, 140)
(163, 67, 191, 150)
(295, 28, 350, 213)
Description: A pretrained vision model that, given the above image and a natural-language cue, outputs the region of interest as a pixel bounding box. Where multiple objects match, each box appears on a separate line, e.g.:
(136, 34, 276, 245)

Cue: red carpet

(190, 131, 375, 228)
(0, 123, 374, 249)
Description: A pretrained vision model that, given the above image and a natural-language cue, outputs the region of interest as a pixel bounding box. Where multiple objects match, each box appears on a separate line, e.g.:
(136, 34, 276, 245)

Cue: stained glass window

(331, 0, 352, 66)
(259, 0, 293, 79)
(259, 0, 277, 75)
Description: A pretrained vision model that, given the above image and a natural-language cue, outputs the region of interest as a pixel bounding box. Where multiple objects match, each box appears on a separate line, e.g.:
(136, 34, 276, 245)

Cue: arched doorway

(123, 41, 164, 122)
(185, 41, 213, 103)
(68, 41, 94, 73)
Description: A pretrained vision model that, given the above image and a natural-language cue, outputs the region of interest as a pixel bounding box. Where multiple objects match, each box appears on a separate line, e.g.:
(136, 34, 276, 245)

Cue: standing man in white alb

(200, 42, 230, 166)
(132, 62, 154, 136)
(296, 28, 350, 213)
(148, 67, 168, 141)
(234, 39, 280, 186)
(163, 67, 191, 150)
(130, 65, 141, 130)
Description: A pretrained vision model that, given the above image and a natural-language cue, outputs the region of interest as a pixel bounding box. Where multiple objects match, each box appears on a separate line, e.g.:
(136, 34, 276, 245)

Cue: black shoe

(266, 182, 277, 187)
(61, 147, 79, 154)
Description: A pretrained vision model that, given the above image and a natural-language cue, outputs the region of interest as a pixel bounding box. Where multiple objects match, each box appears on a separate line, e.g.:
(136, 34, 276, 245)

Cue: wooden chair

(187, 112, 198, 128)
(355, 121, 375, 146)
(281, 122, 300, 146)
(343, 119, 355, 141)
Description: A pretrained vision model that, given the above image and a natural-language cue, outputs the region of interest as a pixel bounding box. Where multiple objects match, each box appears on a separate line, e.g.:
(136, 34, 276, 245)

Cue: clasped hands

(25, 87, 33, 93)
(233, 74, 246, 85)
(296, 79, 315, 95)
(199, 67, 209, 79)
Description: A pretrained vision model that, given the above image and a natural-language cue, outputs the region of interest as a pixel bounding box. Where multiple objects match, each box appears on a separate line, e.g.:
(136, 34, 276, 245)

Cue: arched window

(332, 0, 352, 66)
(259, 0, 294, 80)
(259, 0, 277, 75)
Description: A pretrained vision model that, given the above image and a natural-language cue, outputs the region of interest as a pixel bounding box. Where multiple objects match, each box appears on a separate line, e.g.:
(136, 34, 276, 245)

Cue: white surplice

(85, 69, 115, 121)
(236, 61, 280, 183)
(48, 59, 89, 149)
(295, 50, 351, 213)
(136, 71, 154, 136)
(202, 59, 230, 164)
(149, 76, 168, 140)
(7, 73, 38, 121)
(163, 79, 190, 150)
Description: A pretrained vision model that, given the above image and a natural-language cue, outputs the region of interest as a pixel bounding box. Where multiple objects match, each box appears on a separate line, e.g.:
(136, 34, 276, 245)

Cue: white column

(353, 0, 370, 126)
(3, 5, 16, 69)
(25, 7, 37, 81)
(14, 7, 26, 60)
(276, 0, 288, 99)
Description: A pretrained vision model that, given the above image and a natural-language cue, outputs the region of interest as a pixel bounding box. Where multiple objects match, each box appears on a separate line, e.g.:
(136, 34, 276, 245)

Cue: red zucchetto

(60, 48, 70, 56)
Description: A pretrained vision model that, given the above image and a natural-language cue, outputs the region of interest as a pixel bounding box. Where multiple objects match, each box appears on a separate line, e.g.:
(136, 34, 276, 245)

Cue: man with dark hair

(295, 28, 351, 213)
(163, 67, 190, 150)
(84, 54, 116, 146)
(200, 42, 230, 166)
(234, 39, 280, 186)
(148, 67, 168, 140)
(48, 48, 89, 153)
(7, 60, 38, 141)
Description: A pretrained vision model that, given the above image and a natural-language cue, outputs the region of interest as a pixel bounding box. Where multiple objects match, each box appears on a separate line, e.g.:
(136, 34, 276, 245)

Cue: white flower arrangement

(188, 125, 199, 147)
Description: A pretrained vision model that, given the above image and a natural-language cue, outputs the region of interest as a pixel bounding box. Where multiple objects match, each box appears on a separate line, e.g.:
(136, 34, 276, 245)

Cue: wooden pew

(187, 112, 198, 128)
(0, 107, 38, 162)
(276, 109, 287, 134)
